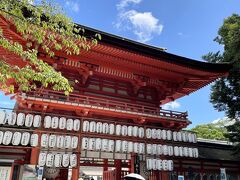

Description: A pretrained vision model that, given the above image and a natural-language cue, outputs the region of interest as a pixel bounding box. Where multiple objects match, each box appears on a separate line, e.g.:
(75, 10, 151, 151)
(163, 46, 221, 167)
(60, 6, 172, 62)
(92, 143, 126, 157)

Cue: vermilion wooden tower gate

(0, 15, 235, 180)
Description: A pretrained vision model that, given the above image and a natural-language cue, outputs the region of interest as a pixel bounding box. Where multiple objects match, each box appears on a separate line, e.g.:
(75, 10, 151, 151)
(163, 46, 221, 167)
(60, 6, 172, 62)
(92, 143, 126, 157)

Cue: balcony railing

(23, 90, 188, 121)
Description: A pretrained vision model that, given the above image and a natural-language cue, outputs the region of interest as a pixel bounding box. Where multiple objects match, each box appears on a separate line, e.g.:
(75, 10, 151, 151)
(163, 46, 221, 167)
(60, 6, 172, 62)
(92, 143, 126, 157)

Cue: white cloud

(65, 0, 80, 13)
(162, 101, 181, 109)
(117, 0, 142, 10)
(115, 0, 163, 43)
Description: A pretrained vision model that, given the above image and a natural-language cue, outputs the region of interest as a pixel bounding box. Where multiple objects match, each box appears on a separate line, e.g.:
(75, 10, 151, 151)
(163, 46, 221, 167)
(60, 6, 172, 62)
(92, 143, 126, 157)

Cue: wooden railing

(24, 90, 188, 121)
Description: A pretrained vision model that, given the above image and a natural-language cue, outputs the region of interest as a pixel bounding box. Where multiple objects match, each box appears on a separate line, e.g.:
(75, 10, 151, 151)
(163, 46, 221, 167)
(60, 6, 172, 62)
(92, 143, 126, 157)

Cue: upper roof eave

(76, 24, 232, 74)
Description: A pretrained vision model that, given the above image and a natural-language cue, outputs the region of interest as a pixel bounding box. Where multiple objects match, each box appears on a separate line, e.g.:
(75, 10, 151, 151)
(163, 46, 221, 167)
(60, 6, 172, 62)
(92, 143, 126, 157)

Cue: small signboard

(220, 168, 227, 180)
(178, 175, 184, 180)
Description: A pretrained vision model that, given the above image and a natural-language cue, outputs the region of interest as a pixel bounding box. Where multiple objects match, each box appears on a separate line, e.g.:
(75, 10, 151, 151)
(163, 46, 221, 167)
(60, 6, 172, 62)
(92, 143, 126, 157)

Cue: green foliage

(191, 124, 227, 140)
(203, 14, 240, 119)
(225, 121, 240, 153)
(203, 14, 240, 153)
(0, 0, 101, 94)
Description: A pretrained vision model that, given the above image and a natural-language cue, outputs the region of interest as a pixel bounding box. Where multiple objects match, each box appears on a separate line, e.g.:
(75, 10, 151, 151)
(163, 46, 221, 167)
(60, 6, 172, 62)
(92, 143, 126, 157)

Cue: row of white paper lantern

(0, 131, 38, 146)
(146, 144, 198, 158)
(43, 116, 80, 131)
(82, 121, 145, 138)
(41, 134, 78, 149)
(146, 159, 173, 171)
(38, 152, 77, 168)
(146, 128, 197, 143)
(0, 111, 41, 127)
(81, 138, 145, 154)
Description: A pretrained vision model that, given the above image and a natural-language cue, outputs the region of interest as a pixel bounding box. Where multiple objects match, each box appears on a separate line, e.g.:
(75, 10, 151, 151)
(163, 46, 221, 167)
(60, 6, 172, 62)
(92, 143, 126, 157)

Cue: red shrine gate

(0, 15, 237, 180)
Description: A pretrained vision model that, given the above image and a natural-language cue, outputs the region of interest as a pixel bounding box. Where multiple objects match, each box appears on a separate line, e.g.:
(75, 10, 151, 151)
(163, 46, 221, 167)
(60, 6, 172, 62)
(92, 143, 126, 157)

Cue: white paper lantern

(147, 144, 152, 154)
(96, 122, 103, 133)
(21, 132, 30, 146)
(162, 160, 168, 171)
(33, 115, 41, 128)
(25, 114, 33, 127)
(12, 132, 21, 146)
(187, 133, 192, 142)
(133, 126, 138, 137)
(177, 132, 182, 141)
(71, 136, 78, 149)
(127, 141, 133, 153)
(115, 140, 121, 152)
(161, 130, 167, 140)
(88, 138, 96, 151)
(95, 138, 102, 151)
(41, 134, 49, 147)
(179, 147, 183, 157)
(56, 136, 64, 149)
(54, 154, 62, 167)
(5, 112, 13, 125)
(127, 126, 133, 136)
(121, 140, 128, 152)
(174, 146, 179, 156)
(173, 131, 178, 141)
(30, 134, 38, 147)
(188, 148, 193, 157)
(138, 127, 144, 138)
(64, 136, 71, 149)
(182, 132, 187, 142)
(3, 131, 13, 145)
(46, 153, 54, 167)
(8, 112, 17, 125)
(70, 154, 77, 167)
(108, 140, 114, 152)
(51, 117, 59, 129)
(109, 124, 115, 135)
(44, 116, 51, 128)
(59, 117, 66, 130)
(49, 134, 57, 148)
(157, 144, 162, 155)
(89, 121, 96, 133)
(17, 113, 25, 126)
(152, 144, 157, 155)
(0, 111, 6, 124)
(38, 152, 47, 166)
(82, 121, 90, 132)
(146, 159, 152, 170)
(193, 148, 199, 158)
(134, 142, 139, 154)
(157, 159, 162, 170)
(0, 131, 3, 144)
(121, 125, 128, 136)
(73, 119, 80, 131)
(183, 147, 189, 157)
(139, 143, 145, 154)
(102, 139, 109, 151)
(62, 154, 70, 167)
(168, 146, 173, 156)
(146, 128, 152, 139)
(156, 129, 161, 139)
(192, 134, 197, 143)
(152, 159, 157, 170)
(116, 125, 121, 136)
(167, 130, 172, 141)
(168, 160, 174, 171)
(163, 145, 168, 155)
(151, 129, 157, 139)
(102, 123, 109, 134)
(81, 137, 89, 150)
(66, 119, 74, 131)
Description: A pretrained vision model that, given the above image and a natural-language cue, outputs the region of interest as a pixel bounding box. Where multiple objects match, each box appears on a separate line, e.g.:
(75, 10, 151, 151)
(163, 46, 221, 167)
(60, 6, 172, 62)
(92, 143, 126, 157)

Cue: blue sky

(1, 0, 240, 127)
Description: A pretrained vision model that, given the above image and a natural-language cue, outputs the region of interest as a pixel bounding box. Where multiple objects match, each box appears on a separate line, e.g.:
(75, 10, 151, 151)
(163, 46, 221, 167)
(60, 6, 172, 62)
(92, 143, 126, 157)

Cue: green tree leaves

(0, 0, 101, 94)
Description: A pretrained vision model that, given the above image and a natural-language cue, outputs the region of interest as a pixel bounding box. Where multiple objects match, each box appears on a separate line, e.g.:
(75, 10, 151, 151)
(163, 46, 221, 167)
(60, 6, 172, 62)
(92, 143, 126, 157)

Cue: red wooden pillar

(30, 147, 40, 165)
(114, 159, 122, 180)
(161, 171, 168, 180)
(103, 159, 108, 171)
(72, 168, 79, 180)
(130, 153, 135, 173)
